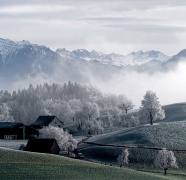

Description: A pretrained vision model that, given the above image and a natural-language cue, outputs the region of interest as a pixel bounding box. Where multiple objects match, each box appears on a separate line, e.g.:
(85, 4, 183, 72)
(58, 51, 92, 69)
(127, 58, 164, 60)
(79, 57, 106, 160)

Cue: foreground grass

(0, 147, 180, 180)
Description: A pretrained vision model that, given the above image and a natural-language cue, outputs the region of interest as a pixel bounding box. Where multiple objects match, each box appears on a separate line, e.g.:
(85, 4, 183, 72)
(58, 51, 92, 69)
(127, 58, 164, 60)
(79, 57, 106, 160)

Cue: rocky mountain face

(0, 38, 61, 78)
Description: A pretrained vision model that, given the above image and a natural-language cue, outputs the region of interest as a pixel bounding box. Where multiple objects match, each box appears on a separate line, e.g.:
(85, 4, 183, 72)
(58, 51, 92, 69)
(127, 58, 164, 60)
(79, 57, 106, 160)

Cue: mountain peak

(0, 37, 173, 67)
(17, 40, 31, 45)
(55, 48, 170, 66)
(176, 49, 186, 56)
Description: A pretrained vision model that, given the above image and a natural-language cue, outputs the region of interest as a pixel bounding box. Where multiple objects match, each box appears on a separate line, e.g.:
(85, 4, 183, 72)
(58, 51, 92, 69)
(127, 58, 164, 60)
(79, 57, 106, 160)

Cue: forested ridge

(0, 82, 138, 134)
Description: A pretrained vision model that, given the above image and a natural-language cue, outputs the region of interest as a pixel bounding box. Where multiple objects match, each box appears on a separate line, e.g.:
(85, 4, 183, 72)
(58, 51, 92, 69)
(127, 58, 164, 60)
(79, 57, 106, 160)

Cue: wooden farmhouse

(30, 116, 64, 129)
(25, 139, 60, 155)
(0, 122, 39, 140)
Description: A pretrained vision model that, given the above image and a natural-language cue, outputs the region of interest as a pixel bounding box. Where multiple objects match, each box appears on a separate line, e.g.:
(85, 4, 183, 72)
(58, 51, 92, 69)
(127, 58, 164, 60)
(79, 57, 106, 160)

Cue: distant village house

(30, 116, 64, 129)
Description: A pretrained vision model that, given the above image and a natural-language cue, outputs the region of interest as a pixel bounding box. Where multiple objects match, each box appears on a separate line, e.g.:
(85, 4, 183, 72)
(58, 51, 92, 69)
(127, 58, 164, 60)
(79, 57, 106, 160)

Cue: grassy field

(0, 140, 27, 150)
(0, 147, 180, 180)
(77, 121, 186, 175)
(83, 121, 186, 149)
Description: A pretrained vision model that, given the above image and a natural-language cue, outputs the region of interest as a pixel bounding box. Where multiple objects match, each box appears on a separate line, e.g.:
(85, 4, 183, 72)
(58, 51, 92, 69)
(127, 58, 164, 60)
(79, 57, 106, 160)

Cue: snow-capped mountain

(56, 48, 170, 66)
(0, 37, 171, 70)
(0, 38, 17, 63)
(0, 37, 186, 88)
(0, 38, 61, 78)
(0, 38, 59, 64)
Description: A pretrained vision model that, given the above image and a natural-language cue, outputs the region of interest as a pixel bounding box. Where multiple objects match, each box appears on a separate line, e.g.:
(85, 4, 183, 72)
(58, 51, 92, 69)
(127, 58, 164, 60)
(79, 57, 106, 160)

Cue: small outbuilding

(25, 139, 60, 155)
(0, 122, 39, 139)
(30, 116, 64, 129)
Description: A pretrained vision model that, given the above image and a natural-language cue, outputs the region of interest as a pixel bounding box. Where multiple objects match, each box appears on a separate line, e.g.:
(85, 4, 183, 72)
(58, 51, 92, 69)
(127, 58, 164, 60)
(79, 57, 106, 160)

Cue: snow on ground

(0, 140, 28, 150)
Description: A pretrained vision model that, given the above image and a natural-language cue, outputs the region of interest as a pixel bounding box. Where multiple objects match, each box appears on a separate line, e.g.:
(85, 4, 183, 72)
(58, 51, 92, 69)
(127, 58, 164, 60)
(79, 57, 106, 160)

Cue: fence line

(81, 142, 186, 153)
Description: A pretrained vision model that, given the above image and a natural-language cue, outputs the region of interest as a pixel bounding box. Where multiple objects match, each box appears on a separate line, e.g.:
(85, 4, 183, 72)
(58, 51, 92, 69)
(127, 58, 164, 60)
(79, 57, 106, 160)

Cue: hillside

(162, 103, 186, 122)
(80, 121, 186, 149)
(77, 121, 186, 170)
(88, 121, 186, 149)
(119, 102, 186, 125)
(0, 148, 176, 180)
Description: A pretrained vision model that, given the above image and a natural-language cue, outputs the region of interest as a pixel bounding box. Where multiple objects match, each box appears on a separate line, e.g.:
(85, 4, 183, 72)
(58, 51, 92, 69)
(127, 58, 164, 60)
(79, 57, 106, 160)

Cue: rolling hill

(119, 102, 186, 126)
(77, 121, 186, 171)
(83, 121, 186, 148)
(162, 103, 186, 122)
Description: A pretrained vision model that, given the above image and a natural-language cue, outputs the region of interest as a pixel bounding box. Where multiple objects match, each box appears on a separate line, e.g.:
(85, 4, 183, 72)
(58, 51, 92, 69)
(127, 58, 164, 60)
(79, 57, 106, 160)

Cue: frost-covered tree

(0, 103, 14, 122)
(76, 102, 104, 134)
(117, 148, 129, 167)
(81, 102, 100, 121)
(68, 99, 82, 121)
(154, 149, 178, 175)
(0, 82, 138, 129)
(139, 91, 165, 125)
(88, 119, 104, 135)
(118, 95, 134, 113)
(128, 115, 139, 127)
(39, 125, 77, 151)
(63, 139, 78, 154)
(40, 108, 51, 116)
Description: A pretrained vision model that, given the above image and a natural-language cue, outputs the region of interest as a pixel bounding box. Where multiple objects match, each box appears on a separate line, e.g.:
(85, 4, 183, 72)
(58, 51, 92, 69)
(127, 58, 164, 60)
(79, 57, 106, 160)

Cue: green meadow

(0, 147, 182, 180)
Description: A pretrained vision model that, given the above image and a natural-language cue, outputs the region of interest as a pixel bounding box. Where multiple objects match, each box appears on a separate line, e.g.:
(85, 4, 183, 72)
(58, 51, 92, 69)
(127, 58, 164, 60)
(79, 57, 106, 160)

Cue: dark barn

(0, 122, 39, 139)
(25, 139, 60, 155)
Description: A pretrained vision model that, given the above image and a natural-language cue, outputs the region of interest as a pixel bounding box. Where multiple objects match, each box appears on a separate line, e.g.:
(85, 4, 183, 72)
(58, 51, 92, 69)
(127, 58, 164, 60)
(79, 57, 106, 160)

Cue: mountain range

(0, 38, 186, 87)
(56, 48, 170, 66)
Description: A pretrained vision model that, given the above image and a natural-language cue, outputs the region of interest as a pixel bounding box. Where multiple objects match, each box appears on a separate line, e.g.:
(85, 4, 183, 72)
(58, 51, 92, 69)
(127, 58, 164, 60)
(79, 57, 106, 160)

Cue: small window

(55, 122, 57, 124)
(4, 135, 17, 140)
(58, 125, 61, 127)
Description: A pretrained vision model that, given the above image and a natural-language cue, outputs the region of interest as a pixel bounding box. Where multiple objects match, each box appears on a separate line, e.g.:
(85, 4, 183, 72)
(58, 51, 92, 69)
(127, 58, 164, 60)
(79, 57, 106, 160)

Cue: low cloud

(10, 58, 186, 108)
(87, 61, 186, 107)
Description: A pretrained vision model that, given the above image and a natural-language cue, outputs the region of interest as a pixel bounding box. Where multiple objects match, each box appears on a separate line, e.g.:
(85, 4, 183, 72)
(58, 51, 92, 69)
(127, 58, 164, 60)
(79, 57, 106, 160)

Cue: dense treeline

(0, 82, 138, 134)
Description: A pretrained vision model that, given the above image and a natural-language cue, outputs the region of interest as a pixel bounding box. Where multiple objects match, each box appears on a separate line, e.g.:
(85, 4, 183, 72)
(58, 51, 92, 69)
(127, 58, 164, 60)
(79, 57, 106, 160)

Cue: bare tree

(117, 148, 129, 167)
(154, 148, 178, 175)
(139, 91, 165, 125)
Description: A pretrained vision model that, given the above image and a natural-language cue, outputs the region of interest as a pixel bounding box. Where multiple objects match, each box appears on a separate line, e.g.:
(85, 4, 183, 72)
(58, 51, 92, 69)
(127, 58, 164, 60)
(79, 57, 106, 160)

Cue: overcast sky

(1, 0, 186, 55)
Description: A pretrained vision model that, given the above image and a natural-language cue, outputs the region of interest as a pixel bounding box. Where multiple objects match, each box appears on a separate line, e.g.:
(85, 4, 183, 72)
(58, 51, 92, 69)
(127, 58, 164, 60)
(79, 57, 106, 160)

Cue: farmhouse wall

(49, 117, 63, 128)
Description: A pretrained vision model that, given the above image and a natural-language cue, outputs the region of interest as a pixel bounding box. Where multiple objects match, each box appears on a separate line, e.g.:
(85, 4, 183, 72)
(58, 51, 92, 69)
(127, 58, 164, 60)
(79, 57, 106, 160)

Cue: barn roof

(25, 139, 60, 153)
(0, 122, 23, 128)
(31, 116, 64, 126)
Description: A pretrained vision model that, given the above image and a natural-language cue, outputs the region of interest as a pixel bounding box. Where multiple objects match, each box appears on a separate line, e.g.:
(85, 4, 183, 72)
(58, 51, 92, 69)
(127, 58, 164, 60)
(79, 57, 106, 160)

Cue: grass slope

(120, 102, 186, 124)
(0, 148, 176, 180)
(77, 121, 186, 173)
(161, 103, 186, 122)
(84, 121, 186, 149)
